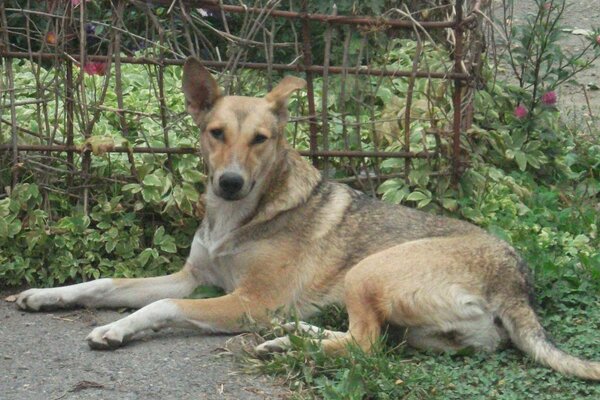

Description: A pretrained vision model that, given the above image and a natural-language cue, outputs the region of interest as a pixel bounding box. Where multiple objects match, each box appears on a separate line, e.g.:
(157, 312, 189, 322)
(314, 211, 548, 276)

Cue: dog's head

(182, 57, 306, 201)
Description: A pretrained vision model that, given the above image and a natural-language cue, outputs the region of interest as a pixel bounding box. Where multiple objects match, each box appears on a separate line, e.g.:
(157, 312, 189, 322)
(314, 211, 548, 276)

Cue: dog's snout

(219, 173, 245, 198)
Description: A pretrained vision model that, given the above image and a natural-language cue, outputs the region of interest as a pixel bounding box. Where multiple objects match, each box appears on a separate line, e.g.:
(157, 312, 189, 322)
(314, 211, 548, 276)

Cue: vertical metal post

(66, 60, 75, 187)
(452, 0, 464, 184)
(114, 1, 128, 138)
(301, 2, 319, 168)
(1, 3, 19, 188)
(158, 65, 173, 173)
(404, 41, 422, 184)
(320, 6, 335, 178)
(156, 8, 173, 174)
(79, 0, 91, 215)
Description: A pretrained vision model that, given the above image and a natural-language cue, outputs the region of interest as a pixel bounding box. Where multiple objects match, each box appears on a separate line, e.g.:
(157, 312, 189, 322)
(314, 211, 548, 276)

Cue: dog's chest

(187, 209, 253, 292)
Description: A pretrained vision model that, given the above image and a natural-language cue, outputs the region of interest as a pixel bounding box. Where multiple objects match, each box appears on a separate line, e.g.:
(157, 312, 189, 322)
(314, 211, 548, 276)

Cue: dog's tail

(499, 300, 600, 380)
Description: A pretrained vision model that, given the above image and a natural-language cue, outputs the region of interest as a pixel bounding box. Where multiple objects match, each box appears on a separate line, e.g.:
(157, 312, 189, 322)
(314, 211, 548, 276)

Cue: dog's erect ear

(182, 57, 221, 123)
(265, 76, 306, 117)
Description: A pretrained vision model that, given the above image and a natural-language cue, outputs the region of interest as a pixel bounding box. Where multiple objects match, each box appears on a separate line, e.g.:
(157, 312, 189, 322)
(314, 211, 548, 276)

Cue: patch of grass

(253, 284, 600, 399)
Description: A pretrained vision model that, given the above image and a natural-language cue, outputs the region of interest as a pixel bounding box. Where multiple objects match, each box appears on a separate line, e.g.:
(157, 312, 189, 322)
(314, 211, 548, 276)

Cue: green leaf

(417, 198, 432, 208)
(138, 248, 158, 266)
(122, 183, 142, 193)
(160, 241, 177, 253)
(377, 179, 403, 194)
(143, 173, 162, 187)
(442, 198, 458, 211)
(0, 198, 11, 218)
(488, 225, 511, 242)
(181, 169, 205, 183)
(141, 187, 161, 203)
(406, 190, 429, 202)
(0, 218, 9, 238)
(7, 220, 22, 237)
(105, 240, 116, 253)
(153, 226, 165, 245)
(181, 183, 199, 202)
(515, 151, 527, 171)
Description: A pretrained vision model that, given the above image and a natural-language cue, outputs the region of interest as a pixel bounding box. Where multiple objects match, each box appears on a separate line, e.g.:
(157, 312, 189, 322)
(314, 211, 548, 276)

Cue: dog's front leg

(16, 264, 199, 311)
(86, 291, 264, 349)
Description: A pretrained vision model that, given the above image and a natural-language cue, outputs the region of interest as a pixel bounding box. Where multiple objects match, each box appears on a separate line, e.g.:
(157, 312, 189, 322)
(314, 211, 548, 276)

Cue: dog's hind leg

(317, 263, 388, 356)
(257, 263, 388, 356)
(317, 237, 505, 356)
(255, 322, 346, 354)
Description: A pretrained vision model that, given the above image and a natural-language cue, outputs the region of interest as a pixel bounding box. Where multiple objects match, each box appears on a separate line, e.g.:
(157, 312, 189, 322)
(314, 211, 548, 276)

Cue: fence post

(452, 0, 464, 184)
(301, 1, 319, 168)
(1, 4, 19, 188)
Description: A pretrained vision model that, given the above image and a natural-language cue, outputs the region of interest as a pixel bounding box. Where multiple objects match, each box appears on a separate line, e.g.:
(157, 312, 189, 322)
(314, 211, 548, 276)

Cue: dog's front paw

(16, 288, 64, 311)
(86, 323, 127, 350)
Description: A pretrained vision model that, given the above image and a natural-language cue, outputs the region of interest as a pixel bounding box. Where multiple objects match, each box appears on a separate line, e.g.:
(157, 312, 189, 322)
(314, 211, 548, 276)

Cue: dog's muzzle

(218, 172, 245, 200)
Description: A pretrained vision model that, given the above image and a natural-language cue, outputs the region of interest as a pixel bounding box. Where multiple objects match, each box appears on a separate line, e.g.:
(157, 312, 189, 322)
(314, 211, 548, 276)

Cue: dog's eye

(209, 129, 224, 141)
(251, 134, 268, 145)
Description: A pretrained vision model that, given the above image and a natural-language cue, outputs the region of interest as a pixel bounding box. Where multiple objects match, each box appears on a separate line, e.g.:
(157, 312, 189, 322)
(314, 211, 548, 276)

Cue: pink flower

(543, 2, 552, 10)
(596, 35, 600, 46)
(514, 104, 528, 119)
(71, 0, 91, 6)
(541, 91, 557, 105)
(83, 62, 107, 76)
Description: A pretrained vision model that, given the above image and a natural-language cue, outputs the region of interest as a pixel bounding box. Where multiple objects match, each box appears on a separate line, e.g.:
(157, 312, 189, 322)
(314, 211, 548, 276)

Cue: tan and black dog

(16, 57, 600, 380)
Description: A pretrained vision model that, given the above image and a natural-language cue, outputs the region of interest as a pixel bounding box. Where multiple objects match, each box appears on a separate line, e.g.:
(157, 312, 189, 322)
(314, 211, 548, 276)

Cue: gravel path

(0, 293, 290, 400)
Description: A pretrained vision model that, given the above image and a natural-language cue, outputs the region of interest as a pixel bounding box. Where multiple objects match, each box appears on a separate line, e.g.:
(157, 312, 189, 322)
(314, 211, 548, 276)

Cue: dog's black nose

(219, 173, 245, 197)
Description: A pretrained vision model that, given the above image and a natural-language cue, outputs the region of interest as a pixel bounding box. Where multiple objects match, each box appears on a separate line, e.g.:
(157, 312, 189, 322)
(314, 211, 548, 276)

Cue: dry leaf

(4, 295, 17, 302)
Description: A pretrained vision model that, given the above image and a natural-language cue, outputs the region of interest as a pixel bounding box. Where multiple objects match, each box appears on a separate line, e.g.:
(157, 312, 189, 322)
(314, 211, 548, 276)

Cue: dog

(15, 57, 600, 380)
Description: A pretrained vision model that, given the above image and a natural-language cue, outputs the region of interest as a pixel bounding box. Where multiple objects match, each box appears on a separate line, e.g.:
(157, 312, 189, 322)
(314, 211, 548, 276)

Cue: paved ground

(0, 292, 290, 400)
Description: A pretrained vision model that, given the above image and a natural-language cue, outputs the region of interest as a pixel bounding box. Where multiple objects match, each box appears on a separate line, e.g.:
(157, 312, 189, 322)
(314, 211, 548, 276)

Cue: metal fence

(0, 0, 485, 207)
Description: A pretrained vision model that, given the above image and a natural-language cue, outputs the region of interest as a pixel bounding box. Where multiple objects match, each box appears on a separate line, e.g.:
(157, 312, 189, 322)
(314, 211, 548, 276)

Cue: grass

(249, 281, 600, 400)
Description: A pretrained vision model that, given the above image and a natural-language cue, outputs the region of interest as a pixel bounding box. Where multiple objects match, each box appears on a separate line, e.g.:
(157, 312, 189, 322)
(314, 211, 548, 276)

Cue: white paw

(16, 288, 64, 311)
(281, 322, 344, 339)
(86, 323, 127, 350)
(255, 336, 292, 355)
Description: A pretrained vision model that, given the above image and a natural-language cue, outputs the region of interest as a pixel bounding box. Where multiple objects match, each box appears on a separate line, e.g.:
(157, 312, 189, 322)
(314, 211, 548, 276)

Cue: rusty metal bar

(0, 144, 434, 159)
(0, 51, 470, 80)
(452, 0, 464, 183)
(320, 6, 336, 177)
(1, 3, 19, 187)
(301, 1, 319, 167)
(65, 61, 75, 186)
(404, 39, 423, 184)
(336, 170, 450, 184)
(159, 0, 476, 29)
(114, 1, 128, 138)
(78, 0, 92, 215)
